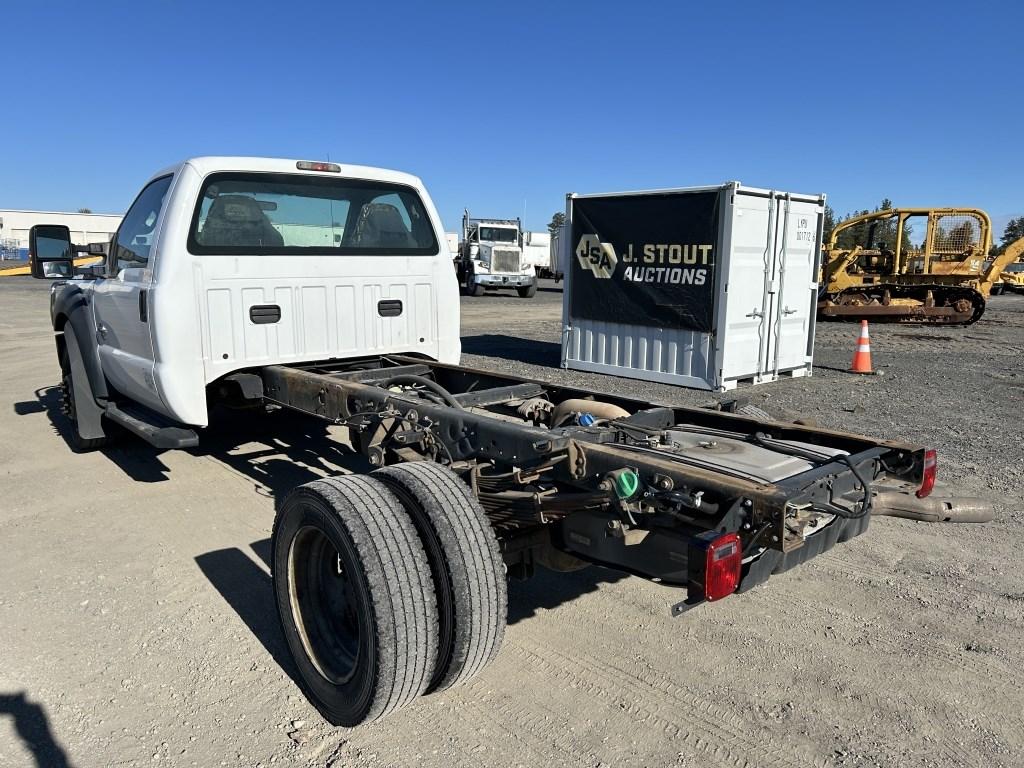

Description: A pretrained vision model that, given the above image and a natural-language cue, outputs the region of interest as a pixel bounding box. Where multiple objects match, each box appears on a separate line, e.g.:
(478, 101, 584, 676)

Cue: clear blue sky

(2, 1, 1020, 235)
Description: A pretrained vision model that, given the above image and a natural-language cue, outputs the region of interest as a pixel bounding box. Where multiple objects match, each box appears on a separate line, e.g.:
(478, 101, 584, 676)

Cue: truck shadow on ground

(15, 387, 370, 487)
(0, 692, 74, 768)
(18, 385, 626, 680)
(193, 539, 625, 702)
(15, 386, 174, 482)
(461, 334, 561, 368)
(506, 565, 627, 624)
(194, 543, 301, 688)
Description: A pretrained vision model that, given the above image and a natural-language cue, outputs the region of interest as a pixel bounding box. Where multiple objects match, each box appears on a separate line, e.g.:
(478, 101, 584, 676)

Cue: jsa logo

(576, 234, 617, 279)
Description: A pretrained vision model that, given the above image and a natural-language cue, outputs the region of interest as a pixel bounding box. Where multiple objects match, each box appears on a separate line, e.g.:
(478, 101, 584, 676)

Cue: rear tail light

(688, 531, 742, 602)
(916, 449, 937, 498)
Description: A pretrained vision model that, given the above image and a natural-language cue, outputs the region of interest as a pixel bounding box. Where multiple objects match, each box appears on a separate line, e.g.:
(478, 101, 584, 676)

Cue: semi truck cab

(456, 210, 537, 297)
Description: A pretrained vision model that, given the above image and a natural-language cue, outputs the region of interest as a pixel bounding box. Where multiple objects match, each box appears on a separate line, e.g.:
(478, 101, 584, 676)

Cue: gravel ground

(1, 277, 1022, 768)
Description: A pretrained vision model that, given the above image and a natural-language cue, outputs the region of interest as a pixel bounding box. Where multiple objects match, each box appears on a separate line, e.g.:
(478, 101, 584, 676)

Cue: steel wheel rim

(288, 525, 362, 685)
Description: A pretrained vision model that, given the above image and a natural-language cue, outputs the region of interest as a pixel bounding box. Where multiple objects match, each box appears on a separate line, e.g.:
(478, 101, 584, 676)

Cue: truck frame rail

(255, 355, 928, 607)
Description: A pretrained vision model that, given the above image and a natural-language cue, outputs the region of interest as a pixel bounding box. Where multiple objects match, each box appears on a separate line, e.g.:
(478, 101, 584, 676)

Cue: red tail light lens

(916, 449, 937, 498)
(705, 533, 741, 600)
(688, 531, 742, 603)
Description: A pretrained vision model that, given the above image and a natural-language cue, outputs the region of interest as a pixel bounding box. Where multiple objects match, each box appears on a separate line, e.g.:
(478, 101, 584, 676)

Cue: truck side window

(111, 175, 173, 272)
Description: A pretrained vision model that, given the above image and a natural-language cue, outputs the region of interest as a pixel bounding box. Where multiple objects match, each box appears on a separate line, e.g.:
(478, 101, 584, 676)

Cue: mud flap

(64, 324, 107, 440)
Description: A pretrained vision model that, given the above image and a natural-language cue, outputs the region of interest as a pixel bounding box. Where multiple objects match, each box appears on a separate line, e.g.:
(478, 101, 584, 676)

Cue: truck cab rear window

(188, 173, 438, 255)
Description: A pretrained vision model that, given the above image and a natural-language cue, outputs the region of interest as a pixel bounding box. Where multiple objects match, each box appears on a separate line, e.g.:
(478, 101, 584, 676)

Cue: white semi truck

(454, 210, 537, 297)
(29, 157, 940, 728)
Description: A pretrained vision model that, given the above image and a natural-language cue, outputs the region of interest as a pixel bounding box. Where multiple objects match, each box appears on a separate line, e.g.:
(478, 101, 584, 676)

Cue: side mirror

(29, 225, 74, 279)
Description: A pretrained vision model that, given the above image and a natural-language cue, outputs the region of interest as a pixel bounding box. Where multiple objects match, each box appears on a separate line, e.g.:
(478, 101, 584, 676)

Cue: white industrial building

(0, 210, 123, 260)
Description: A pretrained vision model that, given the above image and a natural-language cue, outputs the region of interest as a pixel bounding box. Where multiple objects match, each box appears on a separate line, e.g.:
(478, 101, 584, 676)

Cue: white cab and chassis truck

(455, 210, 537, 297)
(30, 157, 936, 726)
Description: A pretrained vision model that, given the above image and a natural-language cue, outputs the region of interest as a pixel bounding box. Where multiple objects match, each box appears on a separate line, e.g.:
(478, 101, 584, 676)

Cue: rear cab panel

(149, 157, 461, 426)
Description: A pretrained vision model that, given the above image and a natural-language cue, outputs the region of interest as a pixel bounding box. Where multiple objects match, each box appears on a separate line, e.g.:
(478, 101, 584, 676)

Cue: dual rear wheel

(272, 462, 506, 726)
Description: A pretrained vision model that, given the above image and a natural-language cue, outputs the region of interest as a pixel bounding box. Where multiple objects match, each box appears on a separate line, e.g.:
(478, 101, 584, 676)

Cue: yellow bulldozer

(819, 207, 1024, 325)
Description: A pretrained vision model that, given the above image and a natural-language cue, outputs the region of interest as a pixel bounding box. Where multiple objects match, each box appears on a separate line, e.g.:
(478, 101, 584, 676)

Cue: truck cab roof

(149, 156, 427, 190)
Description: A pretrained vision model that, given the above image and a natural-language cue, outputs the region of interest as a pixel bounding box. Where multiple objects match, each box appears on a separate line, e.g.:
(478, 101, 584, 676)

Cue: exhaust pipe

(871, 486, 994, 523)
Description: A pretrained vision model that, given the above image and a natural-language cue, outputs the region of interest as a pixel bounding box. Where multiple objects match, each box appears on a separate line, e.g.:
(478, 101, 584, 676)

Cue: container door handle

(782, 306, 797, 316)
(745, 308, 764, 319)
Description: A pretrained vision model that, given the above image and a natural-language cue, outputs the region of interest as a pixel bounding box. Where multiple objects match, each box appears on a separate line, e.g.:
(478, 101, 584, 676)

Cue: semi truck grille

(492, 249, 521, 273)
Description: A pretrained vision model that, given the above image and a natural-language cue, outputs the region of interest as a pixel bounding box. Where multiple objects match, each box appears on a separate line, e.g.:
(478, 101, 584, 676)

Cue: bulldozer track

(821, 284, 987, 326)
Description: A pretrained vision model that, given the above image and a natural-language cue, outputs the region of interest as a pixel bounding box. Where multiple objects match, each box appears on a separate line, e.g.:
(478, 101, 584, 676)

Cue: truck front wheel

(467, 280, 486, 297)
(517, 282, 537, 298)
(272, 475, 439, 726)
(373, 462, 506, 692)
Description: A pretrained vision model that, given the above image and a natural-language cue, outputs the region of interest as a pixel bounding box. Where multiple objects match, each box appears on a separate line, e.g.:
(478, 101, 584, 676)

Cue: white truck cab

(32, 157, 460, 438)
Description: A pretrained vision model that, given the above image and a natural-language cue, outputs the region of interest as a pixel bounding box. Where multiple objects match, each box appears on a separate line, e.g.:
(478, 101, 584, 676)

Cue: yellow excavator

(819, 207, 1024, 325)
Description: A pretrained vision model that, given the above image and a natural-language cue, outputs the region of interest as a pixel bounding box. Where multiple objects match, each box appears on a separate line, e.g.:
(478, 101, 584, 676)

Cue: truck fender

(52, 285, 109, 402)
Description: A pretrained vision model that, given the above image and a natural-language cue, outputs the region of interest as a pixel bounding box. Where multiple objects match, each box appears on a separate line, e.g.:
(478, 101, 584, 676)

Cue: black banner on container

(570, 191, 720, 333)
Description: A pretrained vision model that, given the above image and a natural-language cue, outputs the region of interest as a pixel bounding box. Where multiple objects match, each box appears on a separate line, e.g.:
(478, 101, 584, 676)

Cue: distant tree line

(992, 216, 1024, 257)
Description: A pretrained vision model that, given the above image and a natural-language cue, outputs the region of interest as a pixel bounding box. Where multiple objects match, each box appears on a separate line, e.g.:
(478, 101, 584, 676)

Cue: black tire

(991, 284, 1004, 296)
(517, 282, 537, 298)
(468, 281, 486, 297)
(373, 462, 506, 692)
(58, 342, 110, 453)
(272, 475, 439, 726)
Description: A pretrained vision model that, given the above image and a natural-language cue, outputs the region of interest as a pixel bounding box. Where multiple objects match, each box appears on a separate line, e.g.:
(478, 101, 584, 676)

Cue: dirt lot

(1, 278, 1022, 768)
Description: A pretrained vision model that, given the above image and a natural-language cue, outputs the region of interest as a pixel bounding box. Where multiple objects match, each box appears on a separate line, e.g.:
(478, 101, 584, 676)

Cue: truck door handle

(782, 306, 798, 316)
(377, 299, 403, 317)
(139, 290, 148, 322)
(249, 304, 281, 324)
(745, 308, 764, 319)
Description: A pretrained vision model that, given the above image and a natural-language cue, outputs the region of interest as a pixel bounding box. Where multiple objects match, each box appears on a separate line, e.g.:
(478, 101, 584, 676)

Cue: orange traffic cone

(849, 320, 874, 374)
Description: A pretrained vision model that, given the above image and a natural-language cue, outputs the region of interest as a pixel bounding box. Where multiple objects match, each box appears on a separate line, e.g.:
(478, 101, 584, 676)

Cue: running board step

(105, 403, 199, 450)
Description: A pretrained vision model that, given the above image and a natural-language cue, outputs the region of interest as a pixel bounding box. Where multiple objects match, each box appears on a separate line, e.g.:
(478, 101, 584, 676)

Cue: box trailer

(561, 182, 824, 391)
(521, 231, 562, 280)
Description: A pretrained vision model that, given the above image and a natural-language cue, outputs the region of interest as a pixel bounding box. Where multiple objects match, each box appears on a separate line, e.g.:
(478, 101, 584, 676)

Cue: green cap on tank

(614, 469, 639, 499)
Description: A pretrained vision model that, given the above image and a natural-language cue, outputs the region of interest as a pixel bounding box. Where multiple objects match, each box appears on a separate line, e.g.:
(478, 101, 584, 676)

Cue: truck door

(765, 196, 820, 375)
(91, 175, 174, 415)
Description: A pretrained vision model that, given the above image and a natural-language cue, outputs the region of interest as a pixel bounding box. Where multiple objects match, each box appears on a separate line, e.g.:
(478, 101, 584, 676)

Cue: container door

(765, 196, 820, 375)
(719, 193, 774, 382)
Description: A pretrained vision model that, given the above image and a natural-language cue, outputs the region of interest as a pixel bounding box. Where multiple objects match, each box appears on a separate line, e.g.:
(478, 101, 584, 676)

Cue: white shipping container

(561, 182, 824, 391)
